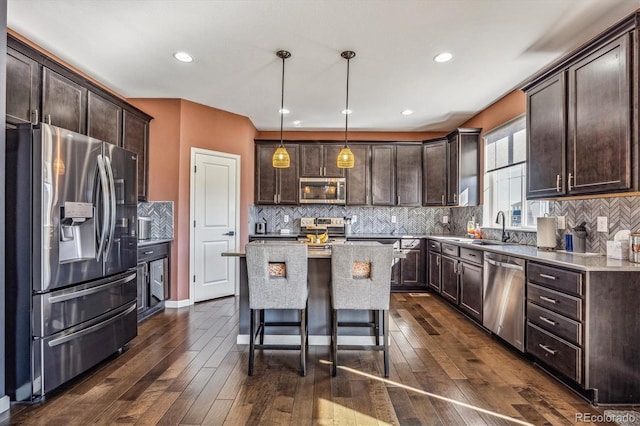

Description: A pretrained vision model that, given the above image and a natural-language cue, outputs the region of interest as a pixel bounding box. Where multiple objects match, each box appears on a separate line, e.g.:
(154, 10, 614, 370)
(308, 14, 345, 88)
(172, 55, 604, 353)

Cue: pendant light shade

(272, 50, 291, 168)
(338, 50, 356, 169)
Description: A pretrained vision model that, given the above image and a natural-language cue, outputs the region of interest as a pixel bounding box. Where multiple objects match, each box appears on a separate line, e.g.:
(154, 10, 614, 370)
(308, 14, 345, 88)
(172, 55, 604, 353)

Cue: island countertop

(223, 241, 406, 259)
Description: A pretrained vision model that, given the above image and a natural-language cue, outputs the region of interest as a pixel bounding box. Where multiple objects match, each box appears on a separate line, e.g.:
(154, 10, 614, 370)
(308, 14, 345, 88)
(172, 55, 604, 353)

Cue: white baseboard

(0, 395, 10, 414)
(164, 299, 192, 309)
(236, 334, 378, 346)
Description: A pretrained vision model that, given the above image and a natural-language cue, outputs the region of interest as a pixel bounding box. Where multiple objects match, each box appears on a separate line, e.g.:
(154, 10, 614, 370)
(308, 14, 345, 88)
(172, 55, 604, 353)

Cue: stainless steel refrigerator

(5, 123, 138, 402)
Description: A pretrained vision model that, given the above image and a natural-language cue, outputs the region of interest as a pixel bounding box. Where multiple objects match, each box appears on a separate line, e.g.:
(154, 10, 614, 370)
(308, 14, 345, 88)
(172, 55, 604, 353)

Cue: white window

(483, 115, 548, 229)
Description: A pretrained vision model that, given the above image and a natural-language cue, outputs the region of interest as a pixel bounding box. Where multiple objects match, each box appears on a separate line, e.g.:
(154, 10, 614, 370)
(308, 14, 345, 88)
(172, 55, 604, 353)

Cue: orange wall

(256, 130, 446, 141)
(128, 98, 257, 301)
(461, 90, 526, 135)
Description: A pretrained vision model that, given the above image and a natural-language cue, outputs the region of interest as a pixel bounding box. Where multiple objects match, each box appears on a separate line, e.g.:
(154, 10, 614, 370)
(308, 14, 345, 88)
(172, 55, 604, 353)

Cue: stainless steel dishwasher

(483, 252, 525, 352)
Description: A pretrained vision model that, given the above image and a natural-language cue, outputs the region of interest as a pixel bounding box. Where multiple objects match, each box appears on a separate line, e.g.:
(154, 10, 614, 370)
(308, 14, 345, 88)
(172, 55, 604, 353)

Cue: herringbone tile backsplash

(251, 194, 640, 254)
(138, 201, 174, 239)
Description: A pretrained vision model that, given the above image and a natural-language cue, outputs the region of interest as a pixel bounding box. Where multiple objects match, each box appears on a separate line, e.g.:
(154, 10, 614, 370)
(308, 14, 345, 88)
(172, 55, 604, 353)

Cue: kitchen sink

(470, 240, 513, 246)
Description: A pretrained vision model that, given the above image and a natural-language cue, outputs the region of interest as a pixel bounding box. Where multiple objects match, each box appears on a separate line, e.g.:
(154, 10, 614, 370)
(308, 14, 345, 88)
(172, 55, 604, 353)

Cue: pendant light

(272, 50, 292, 168)
(337, 50, 356, 169)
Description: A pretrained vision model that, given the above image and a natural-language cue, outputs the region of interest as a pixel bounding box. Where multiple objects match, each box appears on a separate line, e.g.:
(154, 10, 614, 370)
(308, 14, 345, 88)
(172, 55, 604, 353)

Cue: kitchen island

(223, 241, 404, 346)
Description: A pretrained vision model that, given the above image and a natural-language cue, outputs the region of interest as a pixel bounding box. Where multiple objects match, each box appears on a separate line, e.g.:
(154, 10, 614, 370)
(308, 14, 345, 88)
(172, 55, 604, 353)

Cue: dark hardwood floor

(2, 293, 629, 425)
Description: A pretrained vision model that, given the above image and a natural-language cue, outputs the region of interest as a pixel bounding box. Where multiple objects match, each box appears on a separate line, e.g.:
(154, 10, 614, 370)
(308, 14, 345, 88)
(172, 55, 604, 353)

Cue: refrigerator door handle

(47, 273, 136, 303)
(96, 155, 110, 261)
(47, 303, 136, 347)
(104, 155, 117, 260)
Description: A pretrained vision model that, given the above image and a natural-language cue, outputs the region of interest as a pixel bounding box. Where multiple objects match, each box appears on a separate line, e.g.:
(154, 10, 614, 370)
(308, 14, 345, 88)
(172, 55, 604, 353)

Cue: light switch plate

(442, 215, 449, 224)
(391, 215, 397, 224)
(557, 216, 566, 230)
(352, 215, 357, 223)
(597, 216, 608, 232)
(284, 214, 289, 223)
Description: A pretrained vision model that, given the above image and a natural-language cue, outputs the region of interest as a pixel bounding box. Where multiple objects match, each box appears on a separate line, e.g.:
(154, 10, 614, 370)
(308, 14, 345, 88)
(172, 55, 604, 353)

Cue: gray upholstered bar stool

(330, 243, 394, 377)
(245, 242, 308, 376)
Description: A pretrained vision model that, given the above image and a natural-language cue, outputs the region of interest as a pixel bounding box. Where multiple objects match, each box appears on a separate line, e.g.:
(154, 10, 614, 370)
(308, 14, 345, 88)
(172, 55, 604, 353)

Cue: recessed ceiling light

(173, 51, 193, 63)
(293, 120, 302, 127)
(341, 109, 352, 115)
(279, 108, 290, 114)
(433, 52, 453, 63)
(401, 110, 414, 115)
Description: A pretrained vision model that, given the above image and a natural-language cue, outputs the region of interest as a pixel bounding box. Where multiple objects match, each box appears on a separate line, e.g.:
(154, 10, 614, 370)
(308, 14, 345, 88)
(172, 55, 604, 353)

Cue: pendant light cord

(341, 51, 355, 148)
(280, 53, 286, 147)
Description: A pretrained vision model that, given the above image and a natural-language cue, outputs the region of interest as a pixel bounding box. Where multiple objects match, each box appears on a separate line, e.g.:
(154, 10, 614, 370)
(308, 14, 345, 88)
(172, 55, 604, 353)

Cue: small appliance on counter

(536, 216, 557, 250)
(255, 218, 267, 234)
(630, 232, 640, 263)
(138, 216, 152, 240)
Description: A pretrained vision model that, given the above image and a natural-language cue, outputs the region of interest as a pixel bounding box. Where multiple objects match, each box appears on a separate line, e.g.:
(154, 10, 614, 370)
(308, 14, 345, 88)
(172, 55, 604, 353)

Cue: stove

(299, 217, 346, 242)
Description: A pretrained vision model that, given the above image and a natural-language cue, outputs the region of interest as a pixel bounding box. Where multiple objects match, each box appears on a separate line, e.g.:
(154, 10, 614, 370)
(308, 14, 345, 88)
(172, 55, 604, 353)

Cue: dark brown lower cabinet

(458, 261, 483, 322)
(440, 256, 458, 303)
(137, 242, 170, 321)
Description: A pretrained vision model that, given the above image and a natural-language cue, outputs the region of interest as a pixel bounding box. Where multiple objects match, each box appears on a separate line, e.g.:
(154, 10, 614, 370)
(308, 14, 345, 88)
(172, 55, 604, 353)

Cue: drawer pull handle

(538, 344, 557, 355)
(539, 316, 556, 326)
(539, 295, 557, 304)
(144, 250, 154, 255)
(469, 253, 476, 257)
(539, 273, 557, 280)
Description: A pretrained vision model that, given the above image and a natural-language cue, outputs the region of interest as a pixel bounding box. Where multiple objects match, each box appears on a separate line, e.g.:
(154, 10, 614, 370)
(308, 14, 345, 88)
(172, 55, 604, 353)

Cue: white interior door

(191, 150, 239, 302)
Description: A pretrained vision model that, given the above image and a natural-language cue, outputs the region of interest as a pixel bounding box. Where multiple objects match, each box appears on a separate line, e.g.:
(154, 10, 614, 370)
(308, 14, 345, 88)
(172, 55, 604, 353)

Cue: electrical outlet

(557, 216, 566, 230)
(391, 215, 397, 224)
(597, 216, 608, 232)
(442, 215, 449, 224)
(352, 215, 357, 223)
(284, 215, 289, 223)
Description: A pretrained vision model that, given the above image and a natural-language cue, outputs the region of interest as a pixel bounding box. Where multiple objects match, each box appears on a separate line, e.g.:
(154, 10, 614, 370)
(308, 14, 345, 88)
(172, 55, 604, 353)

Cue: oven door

(299, 178, 346, 204)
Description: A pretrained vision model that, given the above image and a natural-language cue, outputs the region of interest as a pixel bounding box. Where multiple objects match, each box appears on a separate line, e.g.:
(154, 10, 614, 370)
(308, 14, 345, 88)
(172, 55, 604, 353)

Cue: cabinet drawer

(441, 243, 459, 257)
(527, 301, 582, 346)
(400, 238, 422, 249)
(427, 240, 441, 253)
(528, 262, 582, 296)
(138, 243, 169, 262)
(527, 323, 582, 383)
(459, 247, 483, 265)
(527, 283, 582, 321)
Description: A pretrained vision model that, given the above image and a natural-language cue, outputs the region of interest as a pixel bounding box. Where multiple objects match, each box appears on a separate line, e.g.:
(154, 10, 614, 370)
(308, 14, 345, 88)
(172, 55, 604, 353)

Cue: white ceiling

(7, 0, 640, 132)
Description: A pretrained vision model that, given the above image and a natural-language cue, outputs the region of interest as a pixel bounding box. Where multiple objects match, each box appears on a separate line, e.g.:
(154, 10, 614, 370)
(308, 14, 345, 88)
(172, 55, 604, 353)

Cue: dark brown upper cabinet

(370, 145, 396, 206)
(422, 138, 448, 206)
(346, 144, 370, 205)
(524, 22, 636, 199)
(300, 143, 345, 177)
(6, 47, 41, 125)
(254, 142, 299, 205)
(396, 144, 422, 206)
(42, 68, 87, 134)
(123, 111, 149, 201)
(87, 91, 122, 146)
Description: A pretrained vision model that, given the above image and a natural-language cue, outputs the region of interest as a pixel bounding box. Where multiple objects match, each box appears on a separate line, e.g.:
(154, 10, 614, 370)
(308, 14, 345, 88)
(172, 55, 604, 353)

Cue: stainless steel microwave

(299, 177, 346, 204)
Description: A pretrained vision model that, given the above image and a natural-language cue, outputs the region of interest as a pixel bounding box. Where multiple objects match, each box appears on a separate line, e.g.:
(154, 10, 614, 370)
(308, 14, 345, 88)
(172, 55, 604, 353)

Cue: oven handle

(48, 303, 136, 347)
(47, 273, 136, 304)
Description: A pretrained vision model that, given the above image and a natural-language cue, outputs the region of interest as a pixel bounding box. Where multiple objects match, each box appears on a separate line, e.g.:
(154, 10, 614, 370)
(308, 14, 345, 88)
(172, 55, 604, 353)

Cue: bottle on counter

(467, 221, 475, 238)
(474, 223, 482, 239)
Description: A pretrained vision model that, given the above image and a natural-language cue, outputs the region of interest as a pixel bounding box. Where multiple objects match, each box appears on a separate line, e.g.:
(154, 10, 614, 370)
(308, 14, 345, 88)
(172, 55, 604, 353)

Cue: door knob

(223, 231, 235, 236)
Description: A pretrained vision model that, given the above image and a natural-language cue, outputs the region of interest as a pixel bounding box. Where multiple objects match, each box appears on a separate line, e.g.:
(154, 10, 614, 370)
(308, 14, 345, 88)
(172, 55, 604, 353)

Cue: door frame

(189, 147, 241, 305)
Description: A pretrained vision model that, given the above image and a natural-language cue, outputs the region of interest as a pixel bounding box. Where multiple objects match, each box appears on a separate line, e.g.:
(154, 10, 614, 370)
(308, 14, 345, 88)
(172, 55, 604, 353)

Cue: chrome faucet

(495, 210, 509, 242)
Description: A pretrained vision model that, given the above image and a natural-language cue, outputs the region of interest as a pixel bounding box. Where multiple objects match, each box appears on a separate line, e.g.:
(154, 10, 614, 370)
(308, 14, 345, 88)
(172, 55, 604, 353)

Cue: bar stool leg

(259, 309, 266, 345)
(383, 309, 390, 377)
(332, 309, 338, 377)
(249, 308, 256, 376)
(300, 308, 307, 376)
(374, 310, 380, 346)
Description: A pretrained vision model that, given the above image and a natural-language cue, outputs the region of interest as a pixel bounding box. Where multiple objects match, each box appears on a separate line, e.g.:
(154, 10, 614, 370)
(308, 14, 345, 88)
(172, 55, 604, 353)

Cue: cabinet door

(42, 67, 87, 133)
(441, 257, 458, 303)
(6, 48, 41, 125)
(567, 34, 631, 195)
(371, 145, 396, 206)
(458, 131, 480, 206)
(277, 144, 299, 204)
(428, 252, 441, 293)
(123, 111, 149, 201)
(447, 135, 459, 205)
(323, 144, 346, 177)
(149, 258, 166, 303)
(300, 144, 323, 177)
(255, 144, 279, 204)
(346, 144, 370, 205)
(136, 263, 147, 314)
(423, 140, 447, 206)
(526, 74, 566, 198)
(396, 145, 422, 206)
(459, 262, 483, 322)
(87, 91, 122, 146)
(400, 245, 425, 287)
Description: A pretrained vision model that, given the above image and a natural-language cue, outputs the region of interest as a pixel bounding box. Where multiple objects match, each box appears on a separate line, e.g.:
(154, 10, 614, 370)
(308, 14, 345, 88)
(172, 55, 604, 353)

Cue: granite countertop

(426, 235, 640, 272)
(138, 238, 174, 247)
(250, 233, 432, 239)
